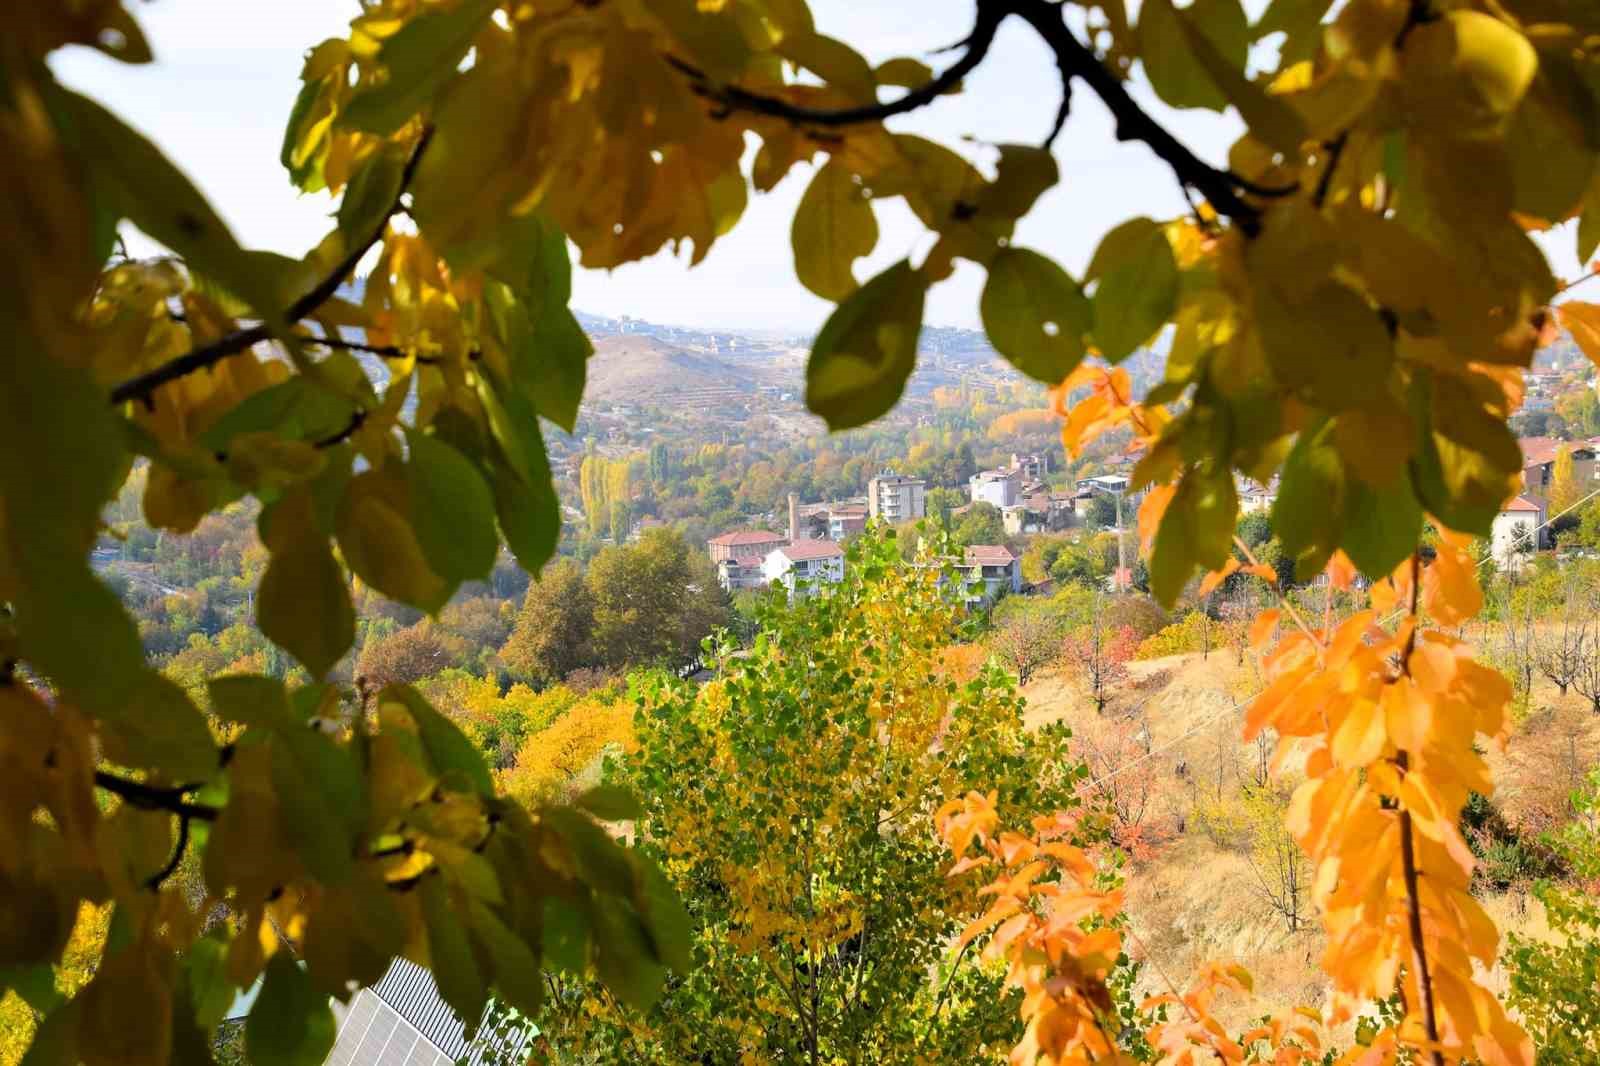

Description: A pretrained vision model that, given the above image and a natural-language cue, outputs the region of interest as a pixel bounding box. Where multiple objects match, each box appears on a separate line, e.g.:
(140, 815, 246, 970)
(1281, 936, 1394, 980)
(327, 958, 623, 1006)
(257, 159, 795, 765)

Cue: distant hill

(584, 334, 765, 406)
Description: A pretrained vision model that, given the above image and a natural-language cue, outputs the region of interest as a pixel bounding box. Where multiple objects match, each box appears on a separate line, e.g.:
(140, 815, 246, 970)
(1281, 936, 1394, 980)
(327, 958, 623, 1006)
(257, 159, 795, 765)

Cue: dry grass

(1016, 644, 1600, 1031)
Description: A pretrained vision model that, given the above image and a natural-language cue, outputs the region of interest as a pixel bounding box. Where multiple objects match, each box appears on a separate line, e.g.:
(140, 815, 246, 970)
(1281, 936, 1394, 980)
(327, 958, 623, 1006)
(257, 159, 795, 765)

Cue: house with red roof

(707, 529, 788, 564)
(956, 545, 1021, 603)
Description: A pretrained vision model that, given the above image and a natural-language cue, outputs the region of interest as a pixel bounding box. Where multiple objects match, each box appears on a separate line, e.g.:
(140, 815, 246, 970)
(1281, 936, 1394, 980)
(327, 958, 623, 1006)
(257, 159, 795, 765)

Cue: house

(956, 545, 1022, 604)
(708, 529, 788, 565)
(1238, 477, 1277, 515)
(867, 470, 927, 522)
(1002, 501, 1049, 536)
(826, 506, 867, 541)
(1010, 452, 1049, 480)
(1491, 495, 1545, 567)
(716, 557, 769, 591)
(323, 957, 537, 1066)
(763, 539, 845, 600)
(1519, 437, 1599, 501)
(969, 468, 1020, 509)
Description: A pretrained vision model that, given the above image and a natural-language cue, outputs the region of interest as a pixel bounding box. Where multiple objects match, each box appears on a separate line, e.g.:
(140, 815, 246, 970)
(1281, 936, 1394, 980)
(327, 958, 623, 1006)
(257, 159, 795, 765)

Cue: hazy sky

(52, 1, 1580, 333)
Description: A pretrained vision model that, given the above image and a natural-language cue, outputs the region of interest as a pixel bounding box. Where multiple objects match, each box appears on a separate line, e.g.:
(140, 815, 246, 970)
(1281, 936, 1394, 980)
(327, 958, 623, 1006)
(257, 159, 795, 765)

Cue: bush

(1135, 611, 1210, 659)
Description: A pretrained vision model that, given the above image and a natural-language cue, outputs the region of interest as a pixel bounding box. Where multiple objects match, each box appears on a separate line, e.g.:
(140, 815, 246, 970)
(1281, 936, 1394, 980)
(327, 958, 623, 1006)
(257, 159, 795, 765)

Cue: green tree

(953, 501, 1006, 548)
(500, 557, 595, 685)
(588, 528, 700, 669)
(541, 532, 1087, 1062)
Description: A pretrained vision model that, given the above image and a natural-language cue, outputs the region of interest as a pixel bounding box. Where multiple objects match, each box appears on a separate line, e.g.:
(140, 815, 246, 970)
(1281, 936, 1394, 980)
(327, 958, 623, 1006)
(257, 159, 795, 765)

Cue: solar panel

(324, 958, 539, 1066)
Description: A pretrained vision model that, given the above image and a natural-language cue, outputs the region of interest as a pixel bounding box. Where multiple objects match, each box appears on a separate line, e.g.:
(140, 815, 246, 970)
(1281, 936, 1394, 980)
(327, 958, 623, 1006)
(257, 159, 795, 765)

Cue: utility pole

(1115, 489, 1126, 591)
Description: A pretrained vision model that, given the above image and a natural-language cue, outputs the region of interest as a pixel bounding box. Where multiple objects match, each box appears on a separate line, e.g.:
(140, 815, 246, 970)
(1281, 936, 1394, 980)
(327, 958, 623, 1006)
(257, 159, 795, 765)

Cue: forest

(5, 2, 1600, 1066)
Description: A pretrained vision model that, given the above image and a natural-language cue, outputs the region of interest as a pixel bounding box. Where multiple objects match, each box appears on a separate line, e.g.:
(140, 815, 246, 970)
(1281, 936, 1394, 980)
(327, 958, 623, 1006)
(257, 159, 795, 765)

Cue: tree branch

(312, 408, 367, 450)
(146, 814, 191, 890)
(666, 0, 1005, 128)
(308, 334, 441, 366)
(94, 770, 220, 822)
(109, 128, 434, 407)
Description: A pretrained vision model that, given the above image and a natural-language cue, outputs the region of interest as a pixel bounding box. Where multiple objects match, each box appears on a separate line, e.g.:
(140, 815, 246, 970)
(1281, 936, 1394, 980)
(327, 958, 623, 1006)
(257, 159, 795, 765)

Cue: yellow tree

(3, 2, 1599, 1063)
(1549, 445, 1582, 516)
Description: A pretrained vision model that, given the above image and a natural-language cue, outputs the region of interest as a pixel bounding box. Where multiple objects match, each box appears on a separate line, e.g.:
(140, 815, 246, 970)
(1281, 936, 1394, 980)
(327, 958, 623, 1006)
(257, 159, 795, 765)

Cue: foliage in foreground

(538, 532, 1090, 1062)
(5, 0, 1600, 1062)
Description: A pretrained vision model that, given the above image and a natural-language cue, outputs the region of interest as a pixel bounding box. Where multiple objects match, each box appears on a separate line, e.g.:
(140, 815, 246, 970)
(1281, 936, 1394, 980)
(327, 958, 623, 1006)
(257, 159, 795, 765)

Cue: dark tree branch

(1313, 132, 1349, 209)
(94, 770, 220, 822)
(308, 334, 441, 366)
(146, 814, 191, 890)
(109, 128, 434, 407)
(666, 0, 1005, 128)
(671, 0, 1290, 232)
(1008, 0, 1278, 232)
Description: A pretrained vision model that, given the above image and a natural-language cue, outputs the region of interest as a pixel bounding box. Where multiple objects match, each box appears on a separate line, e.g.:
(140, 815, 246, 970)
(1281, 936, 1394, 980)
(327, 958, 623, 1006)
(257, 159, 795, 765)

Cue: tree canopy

(4, 1, 1600, 1063)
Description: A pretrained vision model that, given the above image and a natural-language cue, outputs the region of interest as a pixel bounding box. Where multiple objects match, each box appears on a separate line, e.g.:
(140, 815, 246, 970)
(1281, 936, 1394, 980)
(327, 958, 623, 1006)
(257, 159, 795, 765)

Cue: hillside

(583, 334, 768, 406)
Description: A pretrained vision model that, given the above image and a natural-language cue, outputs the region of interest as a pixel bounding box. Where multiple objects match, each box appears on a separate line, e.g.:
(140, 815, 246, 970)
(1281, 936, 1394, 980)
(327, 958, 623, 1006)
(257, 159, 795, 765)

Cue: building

(1010, 452, 1049, 480)
(708, 529, 788, 565)
(867, 470, 927, 522)
(715, 558, 769, 591)
(1491, 495, 1545, 567)
(956, 545, 1022, 604)
(969, 467, 1020, 509)
(323, 957, 537, 1066)
(1519, 437, 1599, 501)
(826, 506, 867, 541)
(1238, 477, 1277, 515)
(763, 539, 845, 599)
(1002, 501, 1049, 536)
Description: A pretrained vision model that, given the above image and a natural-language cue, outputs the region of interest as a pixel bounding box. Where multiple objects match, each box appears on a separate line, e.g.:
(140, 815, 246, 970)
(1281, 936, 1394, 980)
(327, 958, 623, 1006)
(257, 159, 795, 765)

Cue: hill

(583, 334, 769, 407)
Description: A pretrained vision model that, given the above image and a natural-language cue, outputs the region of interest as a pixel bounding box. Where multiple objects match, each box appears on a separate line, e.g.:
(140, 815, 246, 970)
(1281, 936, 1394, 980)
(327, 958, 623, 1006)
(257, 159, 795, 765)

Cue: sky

(51, 1, 1581, 334)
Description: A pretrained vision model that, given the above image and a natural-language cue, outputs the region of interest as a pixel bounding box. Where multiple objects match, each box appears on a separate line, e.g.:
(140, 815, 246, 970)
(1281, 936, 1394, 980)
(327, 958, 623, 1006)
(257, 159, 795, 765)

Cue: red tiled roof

(1503, 495, 1543, 513)
(778, 538, 843, 561)
(1519, 437, 1562, 466)
(964, 545, 1016, 566)
(709, 530, 787, 546)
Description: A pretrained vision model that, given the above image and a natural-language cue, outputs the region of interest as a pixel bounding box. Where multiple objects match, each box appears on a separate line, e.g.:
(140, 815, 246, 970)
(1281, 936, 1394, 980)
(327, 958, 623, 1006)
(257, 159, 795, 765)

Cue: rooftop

(1503, 495, 1543, 513)
(963, 545, 1016, 566)
(776, 538, 844, 562)
(709, 529, 788, 546)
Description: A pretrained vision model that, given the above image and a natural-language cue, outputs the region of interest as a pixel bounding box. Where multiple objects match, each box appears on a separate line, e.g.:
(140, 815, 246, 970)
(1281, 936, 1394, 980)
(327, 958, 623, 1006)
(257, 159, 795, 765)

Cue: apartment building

(867, 470, 926, 522)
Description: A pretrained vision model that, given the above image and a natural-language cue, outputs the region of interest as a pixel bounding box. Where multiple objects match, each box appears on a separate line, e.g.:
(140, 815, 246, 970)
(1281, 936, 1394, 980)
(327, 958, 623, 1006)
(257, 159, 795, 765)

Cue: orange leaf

(1137, 483, 1177, 554)
(1198, 558, 1240, 597)
(1249, 609, 1281, 650)
(1557, 301, 1600, 368)
(1325, 551, 1358, 591)
(1243, 562, 1278, 584)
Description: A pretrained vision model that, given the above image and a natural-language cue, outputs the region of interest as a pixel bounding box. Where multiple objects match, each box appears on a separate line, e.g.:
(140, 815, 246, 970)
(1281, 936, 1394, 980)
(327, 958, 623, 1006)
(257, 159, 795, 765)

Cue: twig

(312, 408, 367, 450)
(1395, 554, 1445, 1066)
(1312, 132, 1348, 209)
(666, 0, 1005, 129)
(94, 770, 220, 822)
(109, 129, 434, 407)
(308, 335, 442, 365)
(146, 814, 191, 889)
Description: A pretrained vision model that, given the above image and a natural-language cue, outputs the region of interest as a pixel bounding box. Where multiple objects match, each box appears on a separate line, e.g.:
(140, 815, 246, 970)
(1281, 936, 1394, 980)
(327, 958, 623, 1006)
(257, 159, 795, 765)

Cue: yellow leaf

(791, 160, 877, 301)
(1557, 301, 1600, 368)
(1401, 12, 1537, 137)
(77, 946, 172, 1066)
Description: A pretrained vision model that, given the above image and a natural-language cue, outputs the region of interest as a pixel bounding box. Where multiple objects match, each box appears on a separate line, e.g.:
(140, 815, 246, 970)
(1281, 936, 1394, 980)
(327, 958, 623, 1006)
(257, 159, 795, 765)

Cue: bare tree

(1535, 581, 1592, 697)
(1494, 588, 1537, 702)
(1063, 594, 1135, 714)
(1572, 632, 1600, 714)
(991, 605, 1061, 686)
(1241, 784, 1309, 934)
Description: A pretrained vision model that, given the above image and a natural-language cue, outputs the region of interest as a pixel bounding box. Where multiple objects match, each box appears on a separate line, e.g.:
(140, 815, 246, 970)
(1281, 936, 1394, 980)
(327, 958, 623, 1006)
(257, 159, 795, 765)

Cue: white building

(763, 539, 845, 599)
(1010, 452, 1049, 480)
(867, 470, 926, 522)
(1491, 495, 1545, 568)
(969, 468, 1020, 509)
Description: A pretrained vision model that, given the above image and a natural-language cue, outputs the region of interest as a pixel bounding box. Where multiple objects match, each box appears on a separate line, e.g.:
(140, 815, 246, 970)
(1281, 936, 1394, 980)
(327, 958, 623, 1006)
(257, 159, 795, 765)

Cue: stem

(109, 129, 434, 407)
(145, 814, 191, 890)
(94, 770, 220, 822)
(1396, 553, 1444, 1066)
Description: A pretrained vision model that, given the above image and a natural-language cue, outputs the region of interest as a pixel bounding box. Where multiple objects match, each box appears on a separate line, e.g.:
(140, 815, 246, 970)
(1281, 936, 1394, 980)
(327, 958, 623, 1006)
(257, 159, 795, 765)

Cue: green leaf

(1, 963, 62, 1015)
(542, 898, 591, 975)
(634, 855, 694, 974)
(1411, 372, 1521, 537)
(806, 261, 927, 431)
(247, 953, 336, 1066)
(1139, 0, 1249, 112)
(591, 895, 668, 1012)
(1178, 3, 1307, 154)
(875, 57, 934, 89)
(792, 160, 878, 301)
(185, 935, 236, 1032)
(1090, 221, 1178, 362)
(1342, 475, 1423, 578)
(576, 785, 644, 822)
(979, 144, 1060, 222)
(406, 431, 499, 583)
(341, 0, 498, 134)
(337, 140, 410, 242)
(467, 903, 544, 1017)
(420, 877, 488, 1033)
(1272, 421, 1347, 576)
(256, 489, 355, 679)
(17, 1001, 79, 1066)
(981, 248, 1091, 384)
(200, 378, 356, 453)
(382, 685, 495, 797)
(47, 86, 283, 330)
